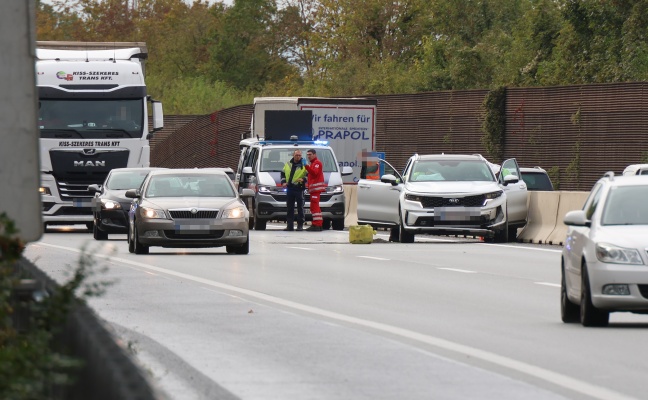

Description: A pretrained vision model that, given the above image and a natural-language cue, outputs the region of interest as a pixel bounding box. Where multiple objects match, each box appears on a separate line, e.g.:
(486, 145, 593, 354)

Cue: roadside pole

(0, 0, 42, 242)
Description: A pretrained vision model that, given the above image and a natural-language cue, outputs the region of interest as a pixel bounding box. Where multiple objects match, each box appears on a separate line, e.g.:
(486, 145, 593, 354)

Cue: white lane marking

(535, 282, 560, 288)
(480, 243, 562, 253)
(357, 256, 390, 261)
(287, 246, 315, 251)
(36, 242, 636, 400)
(437, 267, 477, 274)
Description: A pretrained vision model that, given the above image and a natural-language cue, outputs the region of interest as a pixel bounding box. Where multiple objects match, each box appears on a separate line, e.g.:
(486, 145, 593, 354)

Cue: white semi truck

(36, 41, 163, 228)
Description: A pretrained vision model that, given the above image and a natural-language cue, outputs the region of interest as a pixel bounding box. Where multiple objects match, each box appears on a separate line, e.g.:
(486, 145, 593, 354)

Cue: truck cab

(235, 137, 353, 230)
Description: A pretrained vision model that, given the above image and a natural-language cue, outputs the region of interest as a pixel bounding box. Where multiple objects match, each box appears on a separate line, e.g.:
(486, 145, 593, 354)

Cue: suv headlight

(484, 190, 503, 200)
(222, 206, 245, 219)
(140, 207, 166, 219)
(405, 194, 424, 203)
(326, 185, 344, 194)
(101, 199, 122, 210)
(596, 243, 644, 265)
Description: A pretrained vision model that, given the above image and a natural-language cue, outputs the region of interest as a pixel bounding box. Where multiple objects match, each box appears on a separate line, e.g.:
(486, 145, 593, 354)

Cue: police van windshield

(38, 99, 143, 139)
(260, 148, 338, 173)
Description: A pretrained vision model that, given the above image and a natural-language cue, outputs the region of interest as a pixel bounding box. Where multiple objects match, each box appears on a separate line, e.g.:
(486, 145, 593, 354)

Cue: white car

(561, 172, 648, 326)
(622, 164, 648, 176)
(356, 154, 527, 243)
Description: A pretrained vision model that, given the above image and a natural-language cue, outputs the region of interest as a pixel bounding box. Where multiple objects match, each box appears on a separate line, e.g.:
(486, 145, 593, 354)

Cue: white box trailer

(250, 97, 377, 184)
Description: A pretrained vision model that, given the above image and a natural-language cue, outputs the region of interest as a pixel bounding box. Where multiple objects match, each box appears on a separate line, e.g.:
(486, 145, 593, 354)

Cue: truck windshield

(38, 99, 143, 139)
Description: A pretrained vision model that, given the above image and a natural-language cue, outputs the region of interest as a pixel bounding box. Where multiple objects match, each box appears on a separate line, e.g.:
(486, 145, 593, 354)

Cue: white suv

(561, 172, 648, 327)
(356, 154, 527, 243)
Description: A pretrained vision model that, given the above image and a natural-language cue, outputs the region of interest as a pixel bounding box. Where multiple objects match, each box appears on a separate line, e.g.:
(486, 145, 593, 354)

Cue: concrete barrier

(518, 191, 560, 244)
(545, 191, 589, 246)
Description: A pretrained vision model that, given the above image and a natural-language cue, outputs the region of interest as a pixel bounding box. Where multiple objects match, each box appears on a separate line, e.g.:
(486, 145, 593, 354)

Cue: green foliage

(480, 87, 507, 161)
(35, 0, 648, 114)
(0, 213, 112, 400)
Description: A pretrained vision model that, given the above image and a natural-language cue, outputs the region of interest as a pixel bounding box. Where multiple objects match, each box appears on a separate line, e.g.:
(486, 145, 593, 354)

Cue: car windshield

(410, 160, 495, 182)
(260, 148, 338, 173)
(521, 171, 554, 191)
(146, 175, 235, 198)
(601, 185, 648, 225)
(107, 170, 152, 190)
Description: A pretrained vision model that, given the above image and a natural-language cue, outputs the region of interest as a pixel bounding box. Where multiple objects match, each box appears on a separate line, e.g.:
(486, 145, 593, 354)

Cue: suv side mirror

(240, 188, 255, 197)
(242, 166, 253, 175)
(341, 166, 353, 176)
(564, 210, 590, 227)
(381, 174, 399, 186)
(503, 174, 519, 185)
(88, 184, 101, 194)
(125, 189, 140, 199)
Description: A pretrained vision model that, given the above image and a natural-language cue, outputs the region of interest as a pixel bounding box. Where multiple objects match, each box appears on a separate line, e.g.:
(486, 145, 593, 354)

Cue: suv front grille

(169, 210, 218, 219)
(420, 194, 486, 208)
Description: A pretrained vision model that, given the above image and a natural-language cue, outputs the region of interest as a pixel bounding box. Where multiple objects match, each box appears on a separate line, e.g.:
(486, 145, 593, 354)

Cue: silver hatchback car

(126, 169, 255, 255)
(562, 172, 648, 326)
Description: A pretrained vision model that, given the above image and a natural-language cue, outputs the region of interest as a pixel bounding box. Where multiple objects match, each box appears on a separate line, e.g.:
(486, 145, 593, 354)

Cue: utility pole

(0, 0, 42, 242)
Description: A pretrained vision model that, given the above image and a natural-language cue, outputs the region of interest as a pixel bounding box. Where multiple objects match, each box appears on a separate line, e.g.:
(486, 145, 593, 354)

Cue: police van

(235, 137, 353, 230)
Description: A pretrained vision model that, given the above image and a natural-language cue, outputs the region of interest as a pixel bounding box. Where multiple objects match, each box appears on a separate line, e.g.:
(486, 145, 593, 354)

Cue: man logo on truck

(74, 161, 105, 167)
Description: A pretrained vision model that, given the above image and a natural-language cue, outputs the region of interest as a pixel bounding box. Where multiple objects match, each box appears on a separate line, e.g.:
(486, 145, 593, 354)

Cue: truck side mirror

(151, 101, 163, 132)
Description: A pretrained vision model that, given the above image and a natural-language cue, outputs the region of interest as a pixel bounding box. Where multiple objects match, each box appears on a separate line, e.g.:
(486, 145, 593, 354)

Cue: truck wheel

(332, 219, 344, 230)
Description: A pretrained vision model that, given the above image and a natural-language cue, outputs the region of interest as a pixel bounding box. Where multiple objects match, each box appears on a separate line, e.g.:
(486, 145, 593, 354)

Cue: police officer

(281, 150, 308, 231)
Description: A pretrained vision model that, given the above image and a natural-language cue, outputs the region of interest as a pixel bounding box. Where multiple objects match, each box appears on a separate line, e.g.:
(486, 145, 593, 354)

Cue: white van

(622, 164, 648, 176)
(235, 137, 353, 230)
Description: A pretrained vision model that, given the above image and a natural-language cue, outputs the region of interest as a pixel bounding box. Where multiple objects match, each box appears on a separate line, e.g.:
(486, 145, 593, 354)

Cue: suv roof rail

(603, 171, 615, 180)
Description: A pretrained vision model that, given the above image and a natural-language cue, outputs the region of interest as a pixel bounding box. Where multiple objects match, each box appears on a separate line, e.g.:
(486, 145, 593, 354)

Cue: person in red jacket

(304, 148, 326, 231)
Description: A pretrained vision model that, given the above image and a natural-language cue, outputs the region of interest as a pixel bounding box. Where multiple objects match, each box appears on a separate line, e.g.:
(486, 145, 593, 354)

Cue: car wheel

(93, 224, 108, 240)
(227, 234, 250, 254)
(127, 226, 135, 254)
(332, 218, 344, 231)
(247, 199, 255, 229)
(399, 209, 414, 243)
(254, 217, 267, 231)
(86, 222, 94, 231)
(561, 262, 580, 323)
(580, 261, 609, 327)
(133, 225, 149, 255)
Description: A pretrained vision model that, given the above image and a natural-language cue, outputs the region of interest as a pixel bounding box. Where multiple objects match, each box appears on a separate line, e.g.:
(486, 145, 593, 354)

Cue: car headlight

(39, 187, 51, 195)
(222, 206, 245, 219)
(484, 190, 503, 200)
(140, 207, 166, 219)
(405, 193, 424, 203)
(326, 185, 344, 194)
(100, 199, 122, 210)
(595, 243, 644, 265)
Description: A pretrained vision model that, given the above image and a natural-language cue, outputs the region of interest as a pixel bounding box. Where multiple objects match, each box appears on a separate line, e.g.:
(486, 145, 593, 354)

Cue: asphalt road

(25, 224, 648, 400)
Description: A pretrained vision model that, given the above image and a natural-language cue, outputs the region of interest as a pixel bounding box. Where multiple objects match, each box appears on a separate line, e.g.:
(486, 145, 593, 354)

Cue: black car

(89, 167, 165, 240)
(519, 167, 554, 191)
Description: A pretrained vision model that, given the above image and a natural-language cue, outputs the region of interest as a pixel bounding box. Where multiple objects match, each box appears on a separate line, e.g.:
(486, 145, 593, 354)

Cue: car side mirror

(125, 189, 140, 199)
(88, 184, 101, 194)
(242, 166, 253, 175)
(240, 188, 255, 198)
(341, 166, 353, 176)
(563, 210, 590, 227)
(381, 174, 399, 186)
(503, 174, 519, 186)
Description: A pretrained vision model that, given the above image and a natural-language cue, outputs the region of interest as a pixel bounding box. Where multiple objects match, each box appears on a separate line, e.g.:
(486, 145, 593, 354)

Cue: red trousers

(309, 192, 322, 227)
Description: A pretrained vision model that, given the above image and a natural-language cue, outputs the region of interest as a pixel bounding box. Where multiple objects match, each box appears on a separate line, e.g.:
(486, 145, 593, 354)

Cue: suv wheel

(493, 221, 509, 243)
(332, 218, 344, 231)
(93, 224, 108, 240)
(399, 209, 415, 243)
